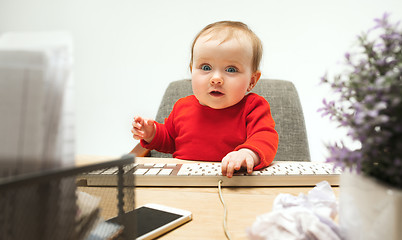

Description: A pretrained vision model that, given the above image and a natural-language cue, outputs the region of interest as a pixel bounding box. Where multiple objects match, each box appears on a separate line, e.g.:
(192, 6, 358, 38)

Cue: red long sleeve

(141, 93, 278, 169)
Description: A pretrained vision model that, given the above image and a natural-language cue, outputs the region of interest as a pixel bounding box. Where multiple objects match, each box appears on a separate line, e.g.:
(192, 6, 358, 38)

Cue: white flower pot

(339, 171, 402, 240)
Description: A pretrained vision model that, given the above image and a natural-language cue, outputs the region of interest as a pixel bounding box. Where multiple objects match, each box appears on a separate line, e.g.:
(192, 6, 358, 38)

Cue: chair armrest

(129, 143, 151, 157)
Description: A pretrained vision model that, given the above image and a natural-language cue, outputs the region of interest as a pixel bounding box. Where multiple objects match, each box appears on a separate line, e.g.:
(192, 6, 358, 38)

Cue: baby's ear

(248, 71, 261, 91)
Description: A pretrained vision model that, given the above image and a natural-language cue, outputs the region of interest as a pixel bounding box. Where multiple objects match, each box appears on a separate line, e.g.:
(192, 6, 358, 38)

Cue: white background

(1, 0, 401, 161)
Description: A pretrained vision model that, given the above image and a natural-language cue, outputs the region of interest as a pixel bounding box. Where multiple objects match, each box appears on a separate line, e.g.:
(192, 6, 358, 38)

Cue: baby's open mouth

(209, 90, 224, 97)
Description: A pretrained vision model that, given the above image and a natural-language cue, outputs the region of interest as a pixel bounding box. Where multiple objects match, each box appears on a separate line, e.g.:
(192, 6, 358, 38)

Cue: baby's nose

(210, 74, 223, 85)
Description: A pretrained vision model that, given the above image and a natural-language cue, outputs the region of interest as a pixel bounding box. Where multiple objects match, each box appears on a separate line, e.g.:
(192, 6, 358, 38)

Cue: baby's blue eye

(201, 65, 211, 71)
(226, 67, 237, 73)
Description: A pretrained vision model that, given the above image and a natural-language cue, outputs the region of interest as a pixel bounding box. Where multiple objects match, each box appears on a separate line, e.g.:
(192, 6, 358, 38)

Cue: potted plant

(319, 13, 402, 240)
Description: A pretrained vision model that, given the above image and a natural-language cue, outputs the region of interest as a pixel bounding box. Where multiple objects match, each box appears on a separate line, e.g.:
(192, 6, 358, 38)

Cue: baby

(132, 21, 278, 178)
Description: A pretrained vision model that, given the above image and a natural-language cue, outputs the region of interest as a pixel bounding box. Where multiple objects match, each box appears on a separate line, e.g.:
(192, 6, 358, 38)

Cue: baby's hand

(221, 149, 260, 178)
(131, 116, 156, 143)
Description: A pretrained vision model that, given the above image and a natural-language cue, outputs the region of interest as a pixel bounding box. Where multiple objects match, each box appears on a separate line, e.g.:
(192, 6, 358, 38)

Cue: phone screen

(107, 206, 184, 239)
(136, 206, 183, 237)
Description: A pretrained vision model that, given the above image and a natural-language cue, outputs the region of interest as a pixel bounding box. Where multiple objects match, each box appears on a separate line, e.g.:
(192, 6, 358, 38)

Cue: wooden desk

(76, 156, 340, 240)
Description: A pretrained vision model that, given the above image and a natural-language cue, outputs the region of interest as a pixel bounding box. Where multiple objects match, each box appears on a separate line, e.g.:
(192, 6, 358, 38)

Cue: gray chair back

(151, 79, 310, 162)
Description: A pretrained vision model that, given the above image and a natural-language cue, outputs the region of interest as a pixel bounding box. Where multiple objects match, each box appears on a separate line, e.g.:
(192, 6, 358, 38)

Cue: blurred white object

(0, 32, 77, 240)
(0, 31, 75, 176)
(247, 181, 342, 240)
(339, 171, 402, 240)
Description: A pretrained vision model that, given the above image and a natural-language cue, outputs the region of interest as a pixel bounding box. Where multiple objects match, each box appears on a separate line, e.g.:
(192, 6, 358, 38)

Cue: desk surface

(76, 155, 340, 240)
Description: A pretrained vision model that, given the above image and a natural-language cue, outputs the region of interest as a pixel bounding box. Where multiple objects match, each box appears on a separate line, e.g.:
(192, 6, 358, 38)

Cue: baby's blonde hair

(190, 21, 263, 72)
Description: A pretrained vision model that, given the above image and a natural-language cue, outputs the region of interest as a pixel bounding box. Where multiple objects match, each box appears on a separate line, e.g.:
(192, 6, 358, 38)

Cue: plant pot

(339, 170, 402, 240)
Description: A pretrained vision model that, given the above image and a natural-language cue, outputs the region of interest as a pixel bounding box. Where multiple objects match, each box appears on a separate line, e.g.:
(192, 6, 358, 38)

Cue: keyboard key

(102, 167, 118, 174)
(159, 169, 173, 176)
(88, 169, 106, 174)
(204, 171, 220, 176)
(145, 168, 161, 175)
(154, 163, 165, 168)
(300, 168, 315, 174)
(134, 168, 148, 175)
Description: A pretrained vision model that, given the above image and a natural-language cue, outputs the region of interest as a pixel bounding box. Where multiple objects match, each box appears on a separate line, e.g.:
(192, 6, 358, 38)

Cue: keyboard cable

(218, 180, 232, 240)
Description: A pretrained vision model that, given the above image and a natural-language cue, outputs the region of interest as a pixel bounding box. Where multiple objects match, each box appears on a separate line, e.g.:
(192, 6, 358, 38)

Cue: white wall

(1, 0, 401, 161)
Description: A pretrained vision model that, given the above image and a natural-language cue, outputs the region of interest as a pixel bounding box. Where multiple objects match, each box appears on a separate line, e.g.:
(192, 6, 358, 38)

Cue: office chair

(130, 79, 311, 162)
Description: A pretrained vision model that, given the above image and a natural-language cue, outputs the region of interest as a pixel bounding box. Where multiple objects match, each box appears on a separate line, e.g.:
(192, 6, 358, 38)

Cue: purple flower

(373, 12, 391, 30)
(345, 52, 351, 61)
(320, 12, 402, 189)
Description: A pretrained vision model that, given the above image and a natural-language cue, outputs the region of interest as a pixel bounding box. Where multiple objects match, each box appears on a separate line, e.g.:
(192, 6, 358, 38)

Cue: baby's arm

(131, 116, 156, 143)
(221, 148, 260, 178)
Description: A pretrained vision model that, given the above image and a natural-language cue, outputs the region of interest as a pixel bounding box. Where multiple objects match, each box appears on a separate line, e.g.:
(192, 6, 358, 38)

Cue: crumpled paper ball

(247, 181, 343, 240)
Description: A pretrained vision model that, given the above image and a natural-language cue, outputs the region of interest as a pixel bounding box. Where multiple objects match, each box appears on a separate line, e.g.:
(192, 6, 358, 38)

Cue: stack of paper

(0, 31, 75, 177)
(0, 32, 79, 240)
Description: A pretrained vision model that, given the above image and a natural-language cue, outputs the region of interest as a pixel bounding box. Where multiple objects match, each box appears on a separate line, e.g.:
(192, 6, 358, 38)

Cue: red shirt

(141, 93, 278, 170)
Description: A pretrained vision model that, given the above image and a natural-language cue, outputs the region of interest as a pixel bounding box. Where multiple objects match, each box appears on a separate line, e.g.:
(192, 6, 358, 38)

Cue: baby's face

(191, 34, 260, 109)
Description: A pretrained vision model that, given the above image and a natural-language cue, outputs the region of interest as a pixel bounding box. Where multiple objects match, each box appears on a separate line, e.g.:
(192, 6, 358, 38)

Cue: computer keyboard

(78, 161, 341, 187)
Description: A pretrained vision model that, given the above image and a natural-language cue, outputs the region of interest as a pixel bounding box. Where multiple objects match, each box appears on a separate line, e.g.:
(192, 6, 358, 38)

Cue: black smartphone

(107, 203, 192, 240)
